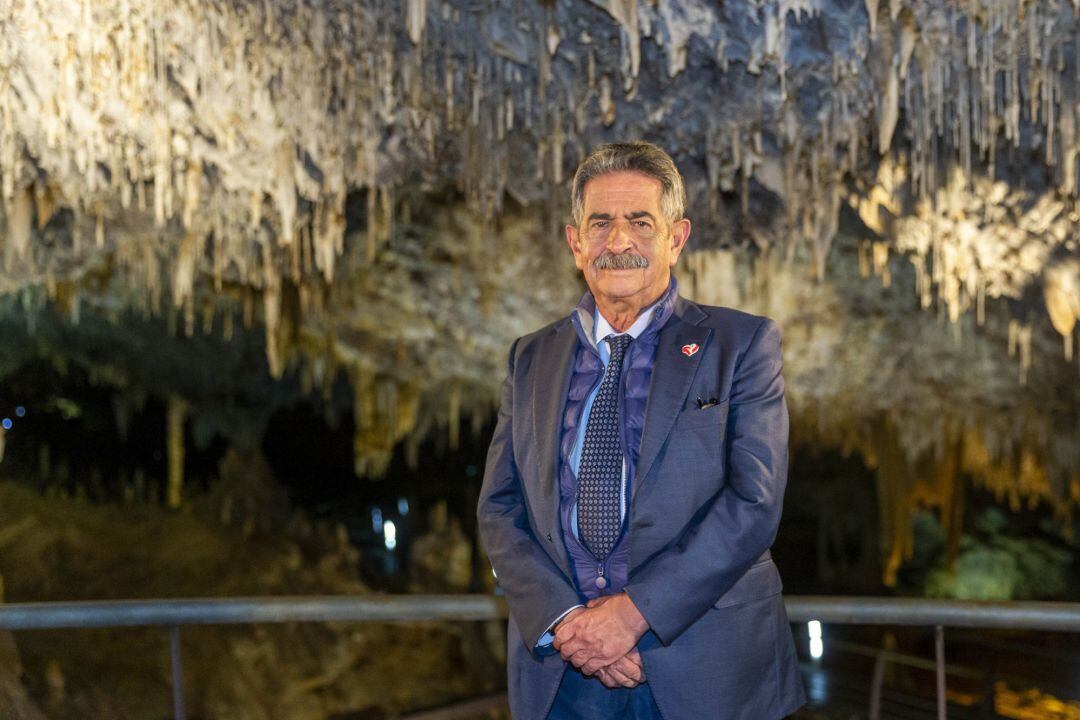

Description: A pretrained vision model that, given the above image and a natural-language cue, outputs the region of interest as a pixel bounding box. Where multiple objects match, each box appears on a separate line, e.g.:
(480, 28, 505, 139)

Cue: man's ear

(668, 218, 692, 265)
(566, 224, 585, 270)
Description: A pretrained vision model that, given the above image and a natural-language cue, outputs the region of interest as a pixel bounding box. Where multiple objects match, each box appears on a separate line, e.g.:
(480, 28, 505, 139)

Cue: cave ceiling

(0, 0, 1078, 562)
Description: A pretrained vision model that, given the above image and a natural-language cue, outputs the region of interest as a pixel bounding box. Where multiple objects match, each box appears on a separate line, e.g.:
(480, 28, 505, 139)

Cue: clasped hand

(552, 593, 649, 688)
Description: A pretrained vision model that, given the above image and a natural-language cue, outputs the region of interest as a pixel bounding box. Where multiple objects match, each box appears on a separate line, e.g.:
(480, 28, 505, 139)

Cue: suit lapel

(632, 301, 712, 501)
(532, 321, 578, 504)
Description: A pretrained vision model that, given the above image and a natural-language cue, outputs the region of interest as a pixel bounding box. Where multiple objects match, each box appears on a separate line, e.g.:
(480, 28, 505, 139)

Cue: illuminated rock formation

(0, 0, 1077, 578)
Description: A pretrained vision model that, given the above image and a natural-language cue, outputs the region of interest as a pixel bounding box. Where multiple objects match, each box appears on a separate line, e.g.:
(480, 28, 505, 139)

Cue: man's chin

(589, 281, 646, 301)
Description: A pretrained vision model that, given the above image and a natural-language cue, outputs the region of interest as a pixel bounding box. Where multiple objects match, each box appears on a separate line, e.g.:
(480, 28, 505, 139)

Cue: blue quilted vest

(558, 277, 678, 600)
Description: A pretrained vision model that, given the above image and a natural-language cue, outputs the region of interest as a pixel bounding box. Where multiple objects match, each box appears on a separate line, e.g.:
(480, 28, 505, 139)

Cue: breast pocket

(673, 398, 729, 431)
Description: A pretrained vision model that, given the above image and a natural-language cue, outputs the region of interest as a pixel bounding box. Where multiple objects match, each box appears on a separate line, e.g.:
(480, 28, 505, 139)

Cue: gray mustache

(594, 253, 649, 270)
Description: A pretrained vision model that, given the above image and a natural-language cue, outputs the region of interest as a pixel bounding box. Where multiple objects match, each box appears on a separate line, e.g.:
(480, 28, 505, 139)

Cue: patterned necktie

(578, 333, 632, 562)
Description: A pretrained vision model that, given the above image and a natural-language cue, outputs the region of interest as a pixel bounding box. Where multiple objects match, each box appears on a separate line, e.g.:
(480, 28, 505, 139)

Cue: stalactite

(871, 241, 891, 287)
(1045, 258, 1080, 361)
(0, 0, 1077, 491)
(406, 0, 427, 46)
(448, 385, 460, 452)
(3, 187, 32, 269)
(588, 0, 639, 83)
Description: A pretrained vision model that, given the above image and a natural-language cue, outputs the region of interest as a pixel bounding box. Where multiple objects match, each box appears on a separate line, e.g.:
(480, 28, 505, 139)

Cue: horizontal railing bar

(784, 596, 1080, 632)
(0, 595, 509, 630)
(0, 595, 1077, 632)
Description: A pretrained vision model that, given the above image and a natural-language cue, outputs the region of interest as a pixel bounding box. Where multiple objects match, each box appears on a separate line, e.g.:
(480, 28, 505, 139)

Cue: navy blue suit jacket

(477, 295, 807, 719)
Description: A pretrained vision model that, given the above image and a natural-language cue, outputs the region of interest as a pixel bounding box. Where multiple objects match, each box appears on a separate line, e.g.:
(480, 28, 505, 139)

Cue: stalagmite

(166, 394, 187, 509)
(0, 0, 1074, 525)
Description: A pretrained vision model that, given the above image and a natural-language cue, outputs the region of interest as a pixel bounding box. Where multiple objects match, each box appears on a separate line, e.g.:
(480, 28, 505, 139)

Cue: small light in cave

(808, 620, 824, 660)
(807, 670, 827, 704)
(383, 520, 397, 551)
(1, 418, 11, 430)
(371, 507, 383, 533)
(398, 497, 409, 515)
(14, 406, 25, 417)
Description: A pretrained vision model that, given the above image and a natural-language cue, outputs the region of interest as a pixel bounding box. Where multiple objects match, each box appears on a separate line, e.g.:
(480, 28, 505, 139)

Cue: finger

(558, 637, 588, 660)
(569, 648, 594, 668)
(600, 660, 639, 686)
(553, 623, 577, 646)
(554, 627, 579, 653)
(596, 669, 621, 689)
(605, 663, 639, 688)
(615, 657, 644, 683)
(626, 650, 647, 682)
(582, 657, 609, 676)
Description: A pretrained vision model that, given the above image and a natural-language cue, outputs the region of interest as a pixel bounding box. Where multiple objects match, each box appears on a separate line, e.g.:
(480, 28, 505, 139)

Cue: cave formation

(0, 0, 1078, 584)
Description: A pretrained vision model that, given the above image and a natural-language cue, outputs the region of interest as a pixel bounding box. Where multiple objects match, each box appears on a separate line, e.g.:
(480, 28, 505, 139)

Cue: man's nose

(606, 220, 634, 251)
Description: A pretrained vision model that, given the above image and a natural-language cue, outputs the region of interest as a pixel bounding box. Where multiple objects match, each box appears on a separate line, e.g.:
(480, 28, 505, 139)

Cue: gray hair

(570, 141, 687, 226)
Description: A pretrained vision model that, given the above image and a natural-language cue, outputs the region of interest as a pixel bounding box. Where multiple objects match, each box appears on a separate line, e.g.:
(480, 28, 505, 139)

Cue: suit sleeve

(623, 318, 789, 645)
(476, 338, 584, 654)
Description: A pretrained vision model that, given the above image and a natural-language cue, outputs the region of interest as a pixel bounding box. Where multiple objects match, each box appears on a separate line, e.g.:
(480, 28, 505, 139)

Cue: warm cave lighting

(1, 418, 11, 430)
(398, 497, 409, 516)
(383, 520, 397, 551)
(14, 406, 25, 417)
(808, 620, 824, 660)
(371, 506, 383, 533)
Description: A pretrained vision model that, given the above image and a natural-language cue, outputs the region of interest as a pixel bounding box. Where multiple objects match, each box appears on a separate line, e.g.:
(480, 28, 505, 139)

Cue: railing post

(170, 626, 186, 720)
(868, 647, 886, 720)
(935, 624, 946, 720)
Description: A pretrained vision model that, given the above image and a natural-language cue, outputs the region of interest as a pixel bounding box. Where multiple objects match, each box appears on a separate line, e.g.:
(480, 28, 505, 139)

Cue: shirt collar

(594, 302, 656, 343)
(571, 275, 679, 352)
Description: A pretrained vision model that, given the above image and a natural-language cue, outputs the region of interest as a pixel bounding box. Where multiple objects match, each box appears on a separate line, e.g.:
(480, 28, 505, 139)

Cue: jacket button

(595, 576, 608, 589)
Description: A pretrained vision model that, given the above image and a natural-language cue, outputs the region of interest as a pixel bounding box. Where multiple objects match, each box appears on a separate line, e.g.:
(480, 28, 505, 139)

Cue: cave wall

(0, 0, 1077, 579)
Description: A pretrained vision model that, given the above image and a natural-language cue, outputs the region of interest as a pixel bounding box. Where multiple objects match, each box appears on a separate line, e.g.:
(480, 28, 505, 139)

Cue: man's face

(565, 171, 691, 309)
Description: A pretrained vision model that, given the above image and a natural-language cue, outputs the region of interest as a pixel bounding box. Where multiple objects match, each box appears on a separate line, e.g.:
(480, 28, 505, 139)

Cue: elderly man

(477, 142, 806, 719)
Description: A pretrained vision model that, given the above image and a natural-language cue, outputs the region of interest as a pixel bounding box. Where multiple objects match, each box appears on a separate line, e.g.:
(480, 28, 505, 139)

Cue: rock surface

(0, 0, 1076, 576)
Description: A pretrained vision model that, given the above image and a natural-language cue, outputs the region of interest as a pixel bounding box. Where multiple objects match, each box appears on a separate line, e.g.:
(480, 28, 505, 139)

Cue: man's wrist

(618, 591, 650, 636)
(554, 605, 583, 630)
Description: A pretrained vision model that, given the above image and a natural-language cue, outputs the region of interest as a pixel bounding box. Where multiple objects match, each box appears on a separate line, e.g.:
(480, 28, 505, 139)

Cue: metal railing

(1, 595, 1078, 720)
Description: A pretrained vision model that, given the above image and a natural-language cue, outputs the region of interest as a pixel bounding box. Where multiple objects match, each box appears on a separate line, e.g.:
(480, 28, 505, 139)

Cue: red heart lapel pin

(681, 343, 699, 357)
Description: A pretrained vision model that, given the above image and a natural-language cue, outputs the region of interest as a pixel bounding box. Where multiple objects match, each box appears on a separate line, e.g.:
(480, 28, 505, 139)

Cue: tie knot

(606, 333, 632, 360)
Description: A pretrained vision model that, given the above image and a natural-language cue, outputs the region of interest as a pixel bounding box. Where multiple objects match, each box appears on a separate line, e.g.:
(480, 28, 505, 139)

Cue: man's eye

(592, 221, 609, 229)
